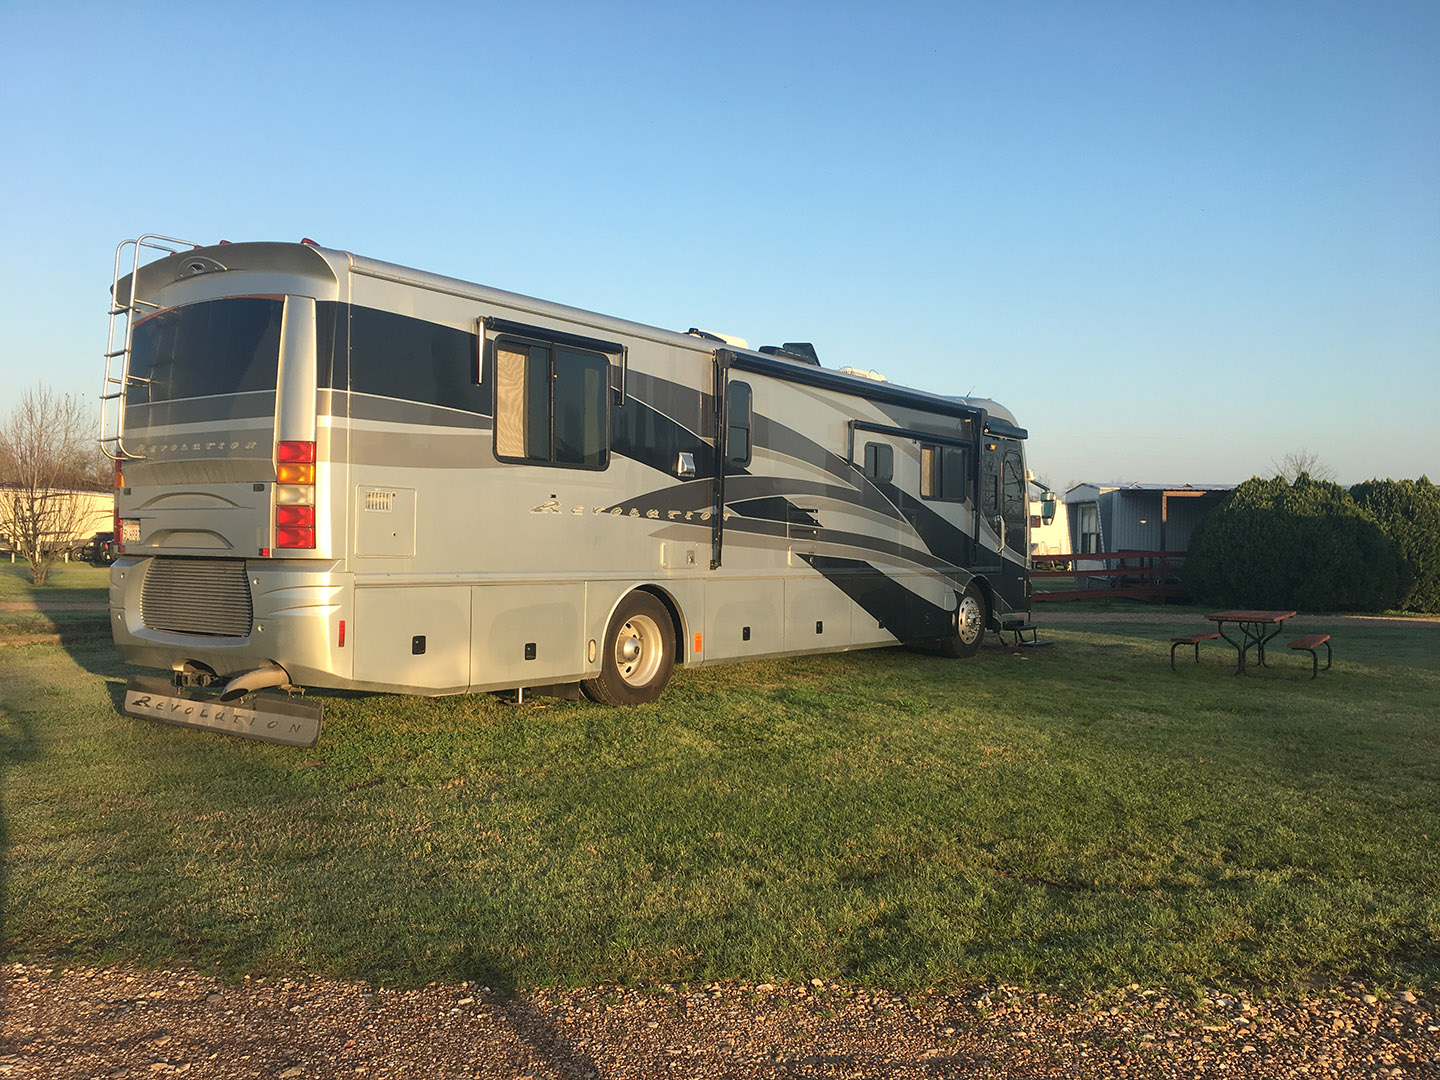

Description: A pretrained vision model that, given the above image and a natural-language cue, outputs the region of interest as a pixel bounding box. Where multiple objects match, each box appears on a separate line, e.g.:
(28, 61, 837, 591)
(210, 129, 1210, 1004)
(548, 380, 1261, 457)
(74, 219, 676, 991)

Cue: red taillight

(276, 526, 316, 549)
(338, 619, 346, 648)
(113, 459, 123, 551)
(276, 441, 316, 463)
(276, 505, 315, 528)
(275, 441, 317, 549)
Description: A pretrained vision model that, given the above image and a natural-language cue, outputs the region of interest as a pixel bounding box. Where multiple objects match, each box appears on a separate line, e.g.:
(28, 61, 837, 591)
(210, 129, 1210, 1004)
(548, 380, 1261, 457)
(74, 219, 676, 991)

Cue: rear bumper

(109, 555, 352, 688)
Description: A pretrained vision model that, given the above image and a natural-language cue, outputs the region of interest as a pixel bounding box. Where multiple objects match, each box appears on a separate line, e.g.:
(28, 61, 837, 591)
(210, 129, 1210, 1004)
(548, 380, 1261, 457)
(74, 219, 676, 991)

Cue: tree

(1271, 448, 1336, 484)
(1350, 477, 1440, 613)
(1183, 474, 1402, 612)
(0, 386, 103, 586)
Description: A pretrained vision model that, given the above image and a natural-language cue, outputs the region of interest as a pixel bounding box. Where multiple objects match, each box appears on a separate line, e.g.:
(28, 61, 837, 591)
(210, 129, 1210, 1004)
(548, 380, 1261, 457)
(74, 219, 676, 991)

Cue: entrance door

(980, 438, 1027, 559)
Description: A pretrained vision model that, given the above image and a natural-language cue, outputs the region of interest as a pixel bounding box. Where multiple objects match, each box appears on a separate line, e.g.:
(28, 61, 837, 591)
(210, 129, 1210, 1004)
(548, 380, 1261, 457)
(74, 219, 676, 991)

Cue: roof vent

(837, 366, 887, 382)
(687, 328, 750, 348)
(174, 255, 228, 280)
(758, 342, 820, 366)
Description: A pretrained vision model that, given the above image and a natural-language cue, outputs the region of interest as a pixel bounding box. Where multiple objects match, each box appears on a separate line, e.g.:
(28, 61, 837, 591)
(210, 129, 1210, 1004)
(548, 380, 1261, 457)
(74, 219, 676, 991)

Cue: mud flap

(122, 675, 322, 748)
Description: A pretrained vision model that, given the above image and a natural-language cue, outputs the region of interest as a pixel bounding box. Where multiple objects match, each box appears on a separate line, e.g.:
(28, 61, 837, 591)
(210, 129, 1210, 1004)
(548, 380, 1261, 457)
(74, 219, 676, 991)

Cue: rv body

(103, 238, 1032, 709)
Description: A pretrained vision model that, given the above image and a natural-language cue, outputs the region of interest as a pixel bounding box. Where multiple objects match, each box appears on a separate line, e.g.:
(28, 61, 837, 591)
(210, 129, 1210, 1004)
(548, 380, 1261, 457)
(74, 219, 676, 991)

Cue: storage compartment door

(352, 585, 470, 693)
(470, 583, 586, 691)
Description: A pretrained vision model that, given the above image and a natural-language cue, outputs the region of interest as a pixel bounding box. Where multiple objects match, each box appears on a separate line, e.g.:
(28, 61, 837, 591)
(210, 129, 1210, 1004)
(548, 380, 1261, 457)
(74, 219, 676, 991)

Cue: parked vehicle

(101, 235, 1034, 742)
(75, 531, 115, 565)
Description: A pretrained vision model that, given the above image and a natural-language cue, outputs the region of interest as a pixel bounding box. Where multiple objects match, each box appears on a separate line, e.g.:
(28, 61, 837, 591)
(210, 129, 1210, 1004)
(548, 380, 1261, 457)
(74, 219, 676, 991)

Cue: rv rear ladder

(100, 234, 198, 461)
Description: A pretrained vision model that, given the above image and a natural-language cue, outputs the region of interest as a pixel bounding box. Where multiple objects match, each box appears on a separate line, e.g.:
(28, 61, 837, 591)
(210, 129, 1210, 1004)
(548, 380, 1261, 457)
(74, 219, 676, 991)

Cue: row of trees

(1184, 474, 1440, 613)
(0, 386, 110, 586)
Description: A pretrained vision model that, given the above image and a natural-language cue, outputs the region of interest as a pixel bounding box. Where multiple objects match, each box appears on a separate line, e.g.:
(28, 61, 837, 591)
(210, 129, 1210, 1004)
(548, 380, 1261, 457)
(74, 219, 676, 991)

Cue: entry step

(997, 621, 1052, 647)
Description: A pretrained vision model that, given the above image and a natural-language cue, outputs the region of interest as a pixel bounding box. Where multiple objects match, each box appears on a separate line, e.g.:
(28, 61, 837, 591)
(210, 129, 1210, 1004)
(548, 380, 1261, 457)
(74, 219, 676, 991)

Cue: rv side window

(495, 338, 609, 468)
(863, 442, 893, 484)
(349, 306, 482, 409)
(726, 381, 752, 467)
(920, 445, 968, 502)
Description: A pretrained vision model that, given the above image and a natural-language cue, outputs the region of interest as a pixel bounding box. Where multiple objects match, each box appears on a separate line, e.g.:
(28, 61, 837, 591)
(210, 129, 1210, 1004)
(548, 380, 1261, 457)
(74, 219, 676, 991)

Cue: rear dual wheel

(581, 591, 676, 705)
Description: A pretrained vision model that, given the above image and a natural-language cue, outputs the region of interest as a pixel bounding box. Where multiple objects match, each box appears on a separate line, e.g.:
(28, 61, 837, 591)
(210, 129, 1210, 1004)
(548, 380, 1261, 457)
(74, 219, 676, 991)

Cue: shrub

(1183, 474, 1402, 612)
(1349, 476, 1440, 613)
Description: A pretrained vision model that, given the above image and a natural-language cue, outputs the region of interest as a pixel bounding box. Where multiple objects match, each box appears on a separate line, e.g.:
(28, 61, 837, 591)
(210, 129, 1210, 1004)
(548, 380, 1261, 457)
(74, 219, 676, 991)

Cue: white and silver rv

(101, 235, 1034, 744)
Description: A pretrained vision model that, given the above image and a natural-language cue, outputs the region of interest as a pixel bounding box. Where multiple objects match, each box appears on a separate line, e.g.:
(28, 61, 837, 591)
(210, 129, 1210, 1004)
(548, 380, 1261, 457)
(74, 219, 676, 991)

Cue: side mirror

(1041, 492, 1057, 526)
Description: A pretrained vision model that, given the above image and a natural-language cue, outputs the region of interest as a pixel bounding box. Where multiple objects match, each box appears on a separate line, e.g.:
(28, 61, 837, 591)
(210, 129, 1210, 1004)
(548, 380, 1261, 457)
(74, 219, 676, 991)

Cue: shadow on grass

(35, 639, 607, 1077)
(0, 686, 38, 1019)
(6, 619, 1439, 1016)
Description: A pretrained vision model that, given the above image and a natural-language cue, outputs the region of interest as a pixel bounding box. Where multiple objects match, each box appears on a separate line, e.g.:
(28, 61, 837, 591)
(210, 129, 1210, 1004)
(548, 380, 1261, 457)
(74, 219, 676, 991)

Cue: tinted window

(942, 447, 969, 501)
(921, 444, 968, 502)
(863, 442, 893, 484)
(495, 338, 608, 468)
(348, 306, 481, 409)
(1002, 445, 1025, 519)
(554, 347, 608, 466)
(726, 381, 752, 468)
(316, 300, 341, 390)
(981, 443, 1002, 515)
(127, 297, 283, 405)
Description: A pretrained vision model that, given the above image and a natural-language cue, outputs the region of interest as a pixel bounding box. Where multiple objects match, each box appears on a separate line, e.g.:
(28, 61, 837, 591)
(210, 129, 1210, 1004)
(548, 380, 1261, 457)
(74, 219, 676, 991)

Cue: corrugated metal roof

(1066, 481, 1235, 496)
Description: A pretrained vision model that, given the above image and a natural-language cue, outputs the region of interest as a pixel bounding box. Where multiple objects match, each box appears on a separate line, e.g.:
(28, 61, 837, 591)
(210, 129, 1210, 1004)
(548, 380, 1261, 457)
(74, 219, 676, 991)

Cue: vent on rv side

(758, 343, 820, 366)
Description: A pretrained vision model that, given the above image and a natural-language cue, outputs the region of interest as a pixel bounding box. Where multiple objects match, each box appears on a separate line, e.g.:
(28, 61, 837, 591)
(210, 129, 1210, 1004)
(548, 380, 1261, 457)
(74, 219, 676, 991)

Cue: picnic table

(1205, 610, 1297, 674)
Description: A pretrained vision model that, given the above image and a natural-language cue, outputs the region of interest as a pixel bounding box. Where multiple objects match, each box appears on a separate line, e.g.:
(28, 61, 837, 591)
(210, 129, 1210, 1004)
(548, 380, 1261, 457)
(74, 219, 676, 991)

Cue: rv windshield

(126, 297, 285, 405)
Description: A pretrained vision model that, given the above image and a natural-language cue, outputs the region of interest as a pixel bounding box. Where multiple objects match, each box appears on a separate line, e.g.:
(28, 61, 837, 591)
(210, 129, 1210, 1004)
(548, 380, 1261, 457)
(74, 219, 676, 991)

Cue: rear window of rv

(127, 297, 284, 405)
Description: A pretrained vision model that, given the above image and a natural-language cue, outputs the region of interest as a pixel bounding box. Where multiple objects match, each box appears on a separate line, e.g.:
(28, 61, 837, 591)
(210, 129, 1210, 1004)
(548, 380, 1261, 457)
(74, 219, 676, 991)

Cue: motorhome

(102, 235, 1034, 745)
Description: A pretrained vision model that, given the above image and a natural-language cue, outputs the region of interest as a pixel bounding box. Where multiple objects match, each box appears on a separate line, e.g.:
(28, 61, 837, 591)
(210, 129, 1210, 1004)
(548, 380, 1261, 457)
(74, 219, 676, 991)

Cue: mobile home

(102, 235, 1035, 744)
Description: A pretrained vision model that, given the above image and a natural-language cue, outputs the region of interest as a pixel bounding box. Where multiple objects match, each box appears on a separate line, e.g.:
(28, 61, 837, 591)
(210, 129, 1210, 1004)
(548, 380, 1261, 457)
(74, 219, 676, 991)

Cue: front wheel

(937, 582, 987, 658)
(581, 591, 676, 705)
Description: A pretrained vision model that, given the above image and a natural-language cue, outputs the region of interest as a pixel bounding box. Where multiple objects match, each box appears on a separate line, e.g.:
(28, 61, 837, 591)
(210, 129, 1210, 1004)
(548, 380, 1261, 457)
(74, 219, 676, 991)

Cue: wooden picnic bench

(1205, 610, 1297, 674)
(1170, 631, 1220, 670)
(1288, 633, 1332, 678)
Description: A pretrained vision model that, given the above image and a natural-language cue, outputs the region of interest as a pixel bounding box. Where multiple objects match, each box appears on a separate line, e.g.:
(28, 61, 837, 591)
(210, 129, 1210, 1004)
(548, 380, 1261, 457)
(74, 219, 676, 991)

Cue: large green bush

(1183, 474, 1402, 612)
(1349, 476, 1440, 613)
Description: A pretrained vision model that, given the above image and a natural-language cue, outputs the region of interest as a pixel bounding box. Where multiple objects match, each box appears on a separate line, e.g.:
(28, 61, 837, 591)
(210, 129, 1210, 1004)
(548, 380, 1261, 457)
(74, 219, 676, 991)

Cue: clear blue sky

(2, 1, 1436, 488)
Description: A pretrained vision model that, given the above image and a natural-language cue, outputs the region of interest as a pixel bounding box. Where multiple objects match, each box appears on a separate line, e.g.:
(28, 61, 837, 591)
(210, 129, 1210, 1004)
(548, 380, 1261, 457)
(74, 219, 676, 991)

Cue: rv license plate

(122, 675, 322, 748)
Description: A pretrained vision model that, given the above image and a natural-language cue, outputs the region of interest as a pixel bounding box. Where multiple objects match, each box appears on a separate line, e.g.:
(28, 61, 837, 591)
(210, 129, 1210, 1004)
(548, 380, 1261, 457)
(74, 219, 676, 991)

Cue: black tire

(581, 591, 676, 705)
(937, 582, 987, 658)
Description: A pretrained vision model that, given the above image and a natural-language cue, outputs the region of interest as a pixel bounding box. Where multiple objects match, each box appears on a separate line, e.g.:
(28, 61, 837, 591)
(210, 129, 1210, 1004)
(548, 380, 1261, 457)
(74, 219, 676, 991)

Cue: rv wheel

(582, 591, 676, 705)
(938, 583, 986, 659)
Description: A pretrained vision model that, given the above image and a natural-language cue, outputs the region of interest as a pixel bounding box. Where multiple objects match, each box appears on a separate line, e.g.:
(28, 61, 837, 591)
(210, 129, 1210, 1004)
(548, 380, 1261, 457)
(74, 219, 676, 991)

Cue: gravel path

(2, 963, 1436, 1078)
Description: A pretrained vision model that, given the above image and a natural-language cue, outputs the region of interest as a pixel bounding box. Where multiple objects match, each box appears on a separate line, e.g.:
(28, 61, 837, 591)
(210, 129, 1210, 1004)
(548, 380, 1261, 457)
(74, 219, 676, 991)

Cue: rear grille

(141, 559, 254, 637)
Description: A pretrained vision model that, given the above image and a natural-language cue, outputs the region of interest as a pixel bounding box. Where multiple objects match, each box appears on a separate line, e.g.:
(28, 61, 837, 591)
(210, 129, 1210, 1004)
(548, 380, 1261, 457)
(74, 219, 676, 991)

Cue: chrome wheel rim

(615, 613, 664, 687)
(956, 594, 984, 646)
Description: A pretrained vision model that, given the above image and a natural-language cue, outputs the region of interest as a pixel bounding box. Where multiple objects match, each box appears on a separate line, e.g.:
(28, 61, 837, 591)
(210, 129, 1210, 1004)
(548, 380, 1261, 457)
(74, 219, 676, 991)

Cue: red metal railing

(1031, 549, 1185, 601)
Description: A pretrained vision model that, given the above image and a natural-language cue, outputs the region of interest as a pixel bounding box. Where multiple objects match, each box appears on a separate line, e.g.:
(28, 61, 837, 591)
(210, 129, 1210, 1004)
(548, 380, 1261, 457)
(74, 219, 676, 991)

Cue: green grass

(2, 607, 1437, 997)
(0, 610, 110, 637)
(0, 561, 110, 601)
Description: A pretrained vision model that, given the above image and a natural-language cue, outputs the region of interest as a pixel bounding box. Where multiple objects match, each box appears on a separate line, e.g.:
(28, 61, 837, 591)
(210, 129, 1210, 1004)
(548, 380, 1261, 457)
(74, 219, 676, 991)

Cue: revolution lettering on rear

(122, 676, 322, 748)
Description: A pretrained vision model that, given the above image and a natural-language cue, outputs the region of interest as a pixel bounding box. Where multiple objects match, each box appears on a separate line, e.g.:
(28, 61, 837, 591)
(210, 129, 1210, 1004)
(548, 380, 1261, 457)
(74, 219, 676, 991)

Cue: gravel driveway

(3, 963, 1436, 1078)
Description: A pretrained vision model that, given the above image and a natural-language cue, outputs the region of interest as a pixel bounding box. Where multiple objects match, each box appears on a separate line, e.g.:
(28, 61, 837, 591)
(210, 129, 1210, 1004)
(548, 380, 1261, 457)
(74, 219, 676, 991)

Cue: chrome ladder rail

(100, 234, 199, 461)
